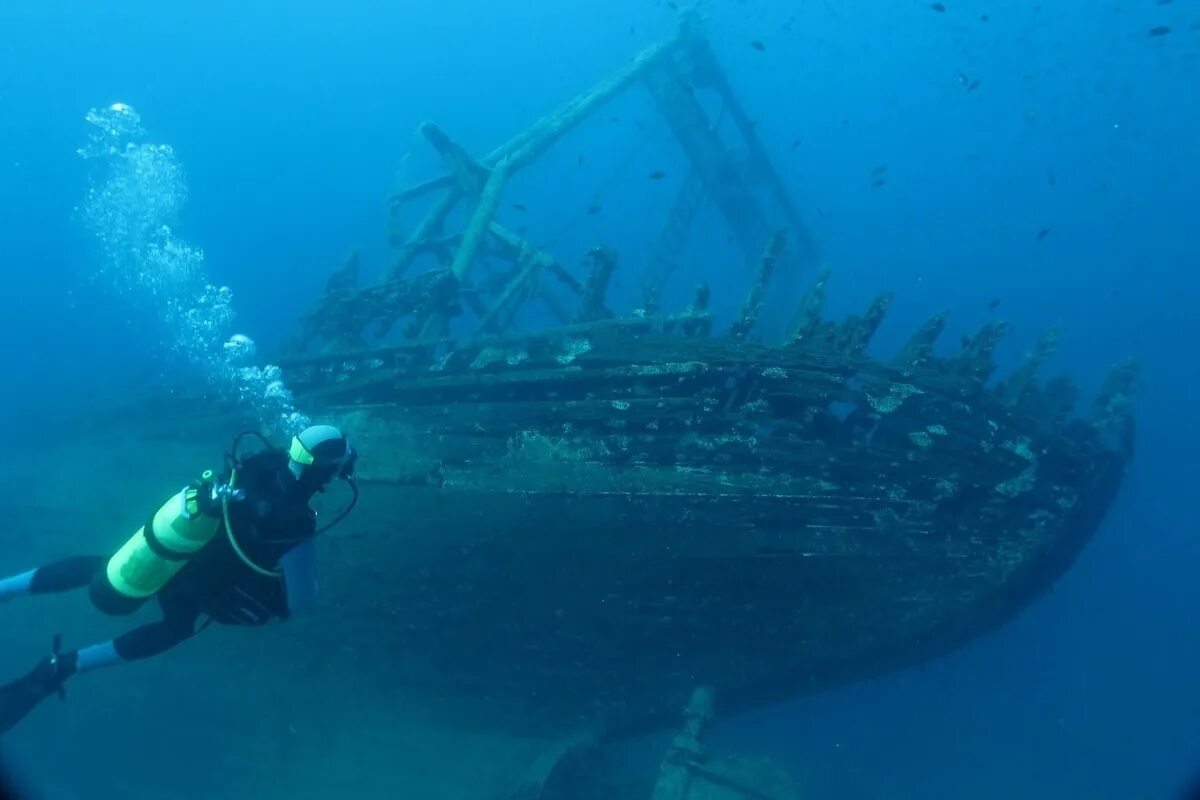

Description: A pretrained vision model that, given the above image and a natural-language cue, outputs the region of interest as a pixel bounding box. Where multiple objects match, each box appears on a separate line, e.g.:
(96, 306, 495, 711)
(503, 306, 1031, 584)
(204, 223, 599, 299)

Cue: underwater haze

(1, 1, 1198, 798)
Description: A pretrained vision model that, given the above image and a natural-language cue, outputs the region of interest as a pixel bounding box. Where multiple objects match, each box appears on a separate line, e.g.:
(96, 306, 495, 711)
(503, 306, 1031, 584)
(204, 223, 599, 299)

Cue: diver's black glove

(29, 635, 77, 698)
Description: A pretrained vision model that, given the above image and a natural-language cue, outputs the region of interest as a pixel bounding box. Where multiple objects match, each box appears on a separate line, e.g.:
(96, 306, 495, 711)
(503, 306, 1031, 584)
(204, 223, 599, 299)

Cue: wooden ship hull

(104, 16, 1134, 744)
(279, 312, 1131, 739)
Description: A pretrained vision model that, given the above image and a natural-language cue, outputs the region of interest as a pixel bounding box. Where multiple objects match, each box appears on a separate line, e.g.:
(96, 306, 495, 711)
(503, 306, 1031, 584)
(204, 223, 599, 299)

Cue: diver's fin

(0, 636, 75, 736)
(0, 668, 53, 735)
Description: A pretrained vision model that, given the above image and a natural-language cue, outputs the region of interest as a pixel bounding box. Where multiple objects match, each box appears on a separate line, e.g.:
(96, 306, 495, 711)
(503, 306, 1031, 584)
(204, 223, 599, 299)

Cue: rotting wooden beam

(396, 115, 610, 336)
(574, 246, 619, 323)
(686, 29, 817, 269)
(642, 169, 706, 312)
(384, 122, 492, 294)
(421, 122, 489, 195)
(499, 275, 539, 333)
(892, 312, 947, 373)
(786, 265, 831, 346)
(450, 157, 512, 283)
(495, 36, 680, 174)
(488, 223, 586, 295)
(406, 122, 523, 337)
(957, 322, 1009, 385)
(840, 293, 893, 357)
(385, 30, 678, 217)
(293, 263, 457, 354)
(1003, 325, 1059, 407)
(385, 188, 463, 282)
(388, 174, 456, 209)
(476, 250, 541, 335)
(729, 230, 786, 340)
(382, 15, 819, 336)
(488, 222, 612, 327)
(643, 56, 772, 269)
(673, 282, 713, 337)
(316, 16, 840, 370)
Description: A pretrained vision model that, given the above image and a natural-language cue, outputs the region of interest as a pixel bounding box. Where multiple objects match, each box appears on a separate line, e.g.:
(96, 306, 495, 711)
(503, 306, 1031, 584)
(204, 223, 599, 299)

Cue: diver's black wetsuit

(26, 450, 316, 661)
(1, 424, 354, 737)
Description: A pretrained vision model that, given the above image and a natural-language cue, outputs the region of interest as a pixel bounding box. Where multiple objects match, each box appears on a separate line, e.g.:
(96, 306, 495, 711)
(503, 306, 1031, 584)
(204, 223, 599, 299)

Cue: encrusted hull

(243, 325, 1130, 737)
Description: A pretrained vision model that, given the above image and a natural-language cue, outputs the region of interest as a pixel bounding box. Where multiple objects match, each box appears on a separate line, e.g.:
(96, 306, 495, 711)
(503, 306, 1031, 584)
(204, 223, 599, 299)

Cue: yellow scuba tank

(90, 470, 226, 616)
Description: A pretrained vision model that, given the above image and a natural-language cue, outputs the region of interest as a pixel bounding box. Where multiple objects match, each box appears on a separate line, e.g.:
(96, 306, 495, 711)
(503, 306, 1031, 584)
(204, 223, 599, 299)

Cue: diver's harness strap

(221, 468, 283, 579)
(141, 511, 191, 562)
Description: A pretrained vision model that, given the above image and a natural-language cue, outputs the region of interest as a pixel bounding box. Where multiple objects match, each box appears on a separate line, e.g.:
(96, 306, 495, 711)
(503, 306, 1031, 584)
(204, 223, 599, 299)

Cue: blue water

(1, 1, 1197, 797)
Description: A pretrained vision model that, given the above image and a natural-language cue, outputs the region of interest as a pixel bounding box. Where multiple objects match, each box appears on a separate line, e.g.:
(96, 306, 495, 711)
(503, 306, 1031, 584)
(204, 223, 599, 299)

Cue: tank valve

(212, 483, 246, 503)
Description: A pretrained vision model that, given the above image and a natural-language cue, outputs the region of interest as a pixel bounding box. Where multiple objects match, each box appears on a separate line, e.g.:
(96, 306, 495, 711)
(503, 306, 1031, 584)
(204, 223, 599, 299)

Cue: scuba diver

(0, 424, 358, 735)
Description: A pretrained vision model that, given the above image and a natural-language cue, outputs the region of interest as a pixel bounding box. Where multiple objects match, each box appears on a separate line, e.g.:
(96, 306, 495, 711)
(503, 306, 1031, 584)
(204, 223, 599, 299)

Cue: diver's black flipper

(0, 668, 54, 735)
(0, 636, 75, 736)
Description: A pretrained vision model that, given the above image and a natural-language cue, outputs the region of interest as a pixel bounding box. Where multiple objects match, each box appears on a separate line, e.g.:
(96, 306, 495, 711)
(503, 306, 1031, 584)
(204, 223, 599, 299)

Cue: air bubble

(79, 104, 309, 435)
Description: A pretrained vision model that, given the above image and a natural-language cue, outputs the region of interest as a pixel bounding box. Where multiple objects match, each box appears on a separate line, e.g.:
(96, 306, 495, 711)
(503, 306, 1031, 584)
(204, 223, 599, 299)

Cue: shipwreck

(87, 15, 1133, 786)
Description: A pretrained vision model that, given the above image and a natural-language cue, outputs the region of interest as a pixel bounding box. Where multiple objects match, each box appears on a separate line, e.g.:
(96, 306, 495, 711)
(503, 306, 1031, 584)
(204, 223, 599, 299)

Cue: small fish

(987, 298, 1001, 310)
(1148, 26, 1171, 36)
(1047, 168, 1057, 186)
(750, 40, 766, 51)
(930, 2, 946, 12)
(577, 155, 584, 166)
(957, 72, 981, 92)
(980, 13, 990, 21)
(512, 203, 527, 211)
(667, 0, 678, 8)
(871, 164, 888, 176)
(871, 177, 887, 188)
(1156, 0, 1172, 5)
(791, 138, 802, 150)
(1036, 227, 1052, 240)
(817, 207, 832, 217)
(587, 204, 602, 215)
(648, 170, 666, 180)
(517, 225, 528, 236)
